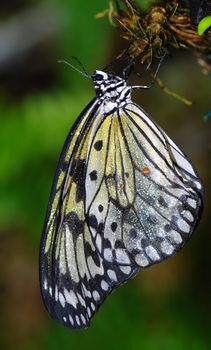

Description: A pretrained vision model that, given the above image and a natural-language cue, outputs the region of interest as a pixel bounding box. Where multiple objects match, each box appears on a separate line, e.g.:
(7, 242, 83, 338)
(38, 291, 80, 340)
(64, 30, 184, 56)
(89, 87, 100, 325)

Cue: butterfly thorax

(92, 70, 131, 114)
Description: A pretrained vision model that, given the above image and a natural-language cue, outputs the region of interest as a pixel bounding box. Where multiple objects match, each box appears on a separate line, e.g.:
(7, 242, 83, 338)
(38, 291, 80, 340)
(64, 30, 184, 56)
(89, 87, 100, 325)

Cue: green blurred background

(0, 1, 210, 349)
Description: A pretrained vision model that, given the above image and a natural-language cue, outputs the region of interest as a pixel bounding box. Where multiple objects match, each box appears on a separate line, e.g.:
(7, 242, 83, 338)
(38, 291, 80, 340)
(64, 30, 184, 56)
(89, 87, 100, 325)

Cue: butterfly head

(92, 70, 131, 113)
(92, 70, 126, 93)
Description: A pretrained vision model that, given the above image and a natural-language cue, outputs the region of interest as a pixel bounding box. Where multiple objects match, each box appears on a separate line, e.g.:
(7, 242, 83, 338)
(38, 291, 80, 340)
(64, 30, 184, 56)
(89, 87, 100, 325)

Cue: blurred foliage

(51, 0, 111, 84)
(0, 1, 211, 350)
(136, 0, 164, 11)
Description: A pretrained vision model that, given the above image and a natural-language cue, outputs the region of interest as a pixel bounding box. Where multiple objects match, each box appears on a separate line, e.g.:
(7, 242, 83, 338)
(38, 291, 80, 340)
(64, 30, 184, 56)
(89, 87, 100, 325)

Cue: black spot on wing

(89, 170, 98, 181)
(94, 140, 103, 151)
(129, 228, 137, 239)
(70, 159, 86, 202)
(88, 215, 98, 229)
(87, 215, 104, 235)
(97, 222, 104, 235)
(158, 195, 168, 208)
(114, 240, 125, 249)
(111, 222, 117, 232)
(103, 238, 112, 249)
(64, 211, 84, 236)
(98, 205, 104, 212)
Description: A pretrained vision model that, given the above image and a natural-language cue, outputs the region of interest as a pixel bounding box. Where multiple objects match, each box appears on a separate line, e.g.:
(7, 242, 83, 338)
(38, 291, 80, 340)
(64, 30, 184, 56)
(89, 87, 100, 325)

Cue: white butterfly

(40, 67, 203, 329)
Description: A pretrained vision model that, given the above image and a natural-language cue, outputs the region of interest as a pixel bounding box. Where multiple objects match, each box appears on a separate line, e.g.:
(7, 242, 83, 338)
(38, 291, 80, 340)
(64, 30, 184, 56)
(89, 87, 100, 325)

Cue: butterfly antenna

(70, 56, 90, 77)
(121, 57, 134, 81)
(58, 57, 90, 78)
(152, 52, 167, 80)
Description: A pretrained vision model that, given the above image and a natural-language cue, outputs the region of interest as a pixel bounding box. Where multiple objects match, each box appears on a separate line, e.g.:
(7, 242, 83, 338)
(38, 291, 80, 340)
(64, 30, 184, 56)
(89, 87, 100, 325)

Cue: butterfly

(39, 64, 203, 329)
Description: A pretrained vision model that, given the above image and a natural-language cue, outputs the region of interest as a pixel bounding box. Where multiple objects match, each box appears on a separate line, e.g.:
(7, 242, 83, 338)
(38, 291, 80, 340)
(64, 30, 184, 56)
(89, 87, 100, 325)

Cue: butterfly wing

(116, 102, 203, 265)
(80, 101, 203, 323)
(40, 99, 203, 329)
(40, 98, 104, 328)
(40, 99, 138, 329)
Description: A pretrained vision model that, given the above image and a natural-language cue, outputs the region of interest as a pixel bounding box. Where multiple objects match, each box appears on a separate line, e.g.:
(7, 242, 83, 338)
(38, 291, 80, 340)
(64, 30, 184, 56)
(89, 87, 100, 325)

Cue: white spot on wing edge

(160, 241, 174, 255)
(135, 253, 149, 267)
(59, 292, 65, 307)
(195, 181, 202, 190)
(93, 290, 100, 301)
(43, 279, 48, 290)
(187, 198, 197, 209)
(81, 314, 86, 325)
(87, 307, 91, 318)
(145, 245, 160, 261)
(119, 265, 131, 275)
(168, 231, 182, 244)
(107, 269, 117, 282)
(69, 315, 74, 325)
(181, 210, 194, 222)
(101, 280, 109, 291)
(77, 292, 86, 307)
(64, 289, 78, 308)
(76, 315, 80, 326)
(177, 218, 190, 233)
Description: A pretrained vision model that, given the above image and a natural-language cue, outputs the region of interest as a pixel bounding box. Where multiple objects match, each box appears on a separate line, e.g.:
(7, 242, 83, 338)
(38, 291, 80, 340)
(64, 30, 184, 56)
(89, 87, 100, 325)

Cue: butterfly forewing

(40, 70, 203, 329)
(40, 98, 104, 327)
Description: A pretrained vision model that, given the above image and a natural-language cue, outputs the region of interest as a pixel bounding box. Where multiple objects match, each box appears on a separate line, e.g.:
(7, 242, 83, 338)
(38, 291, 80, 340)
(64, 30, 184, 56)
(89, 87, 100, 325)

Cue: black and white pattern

(40, 70, 203, 329)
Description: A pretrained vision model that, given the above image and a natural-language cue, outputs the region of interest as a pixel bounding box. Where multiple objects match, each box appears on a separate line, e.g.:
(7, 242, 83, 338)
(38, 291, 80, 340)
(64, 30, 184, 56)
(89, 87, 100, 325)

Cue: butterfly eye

(94, 73, 104, 81)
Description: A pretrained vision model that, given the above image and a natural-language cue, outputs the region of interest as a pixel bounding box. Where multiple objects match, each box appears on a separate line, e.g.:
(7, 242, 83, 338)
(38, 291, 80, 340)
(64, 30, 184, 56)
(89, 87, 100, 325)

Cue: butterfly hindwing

(119, 103, 203, 266)
(87, 103, 203, 271)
